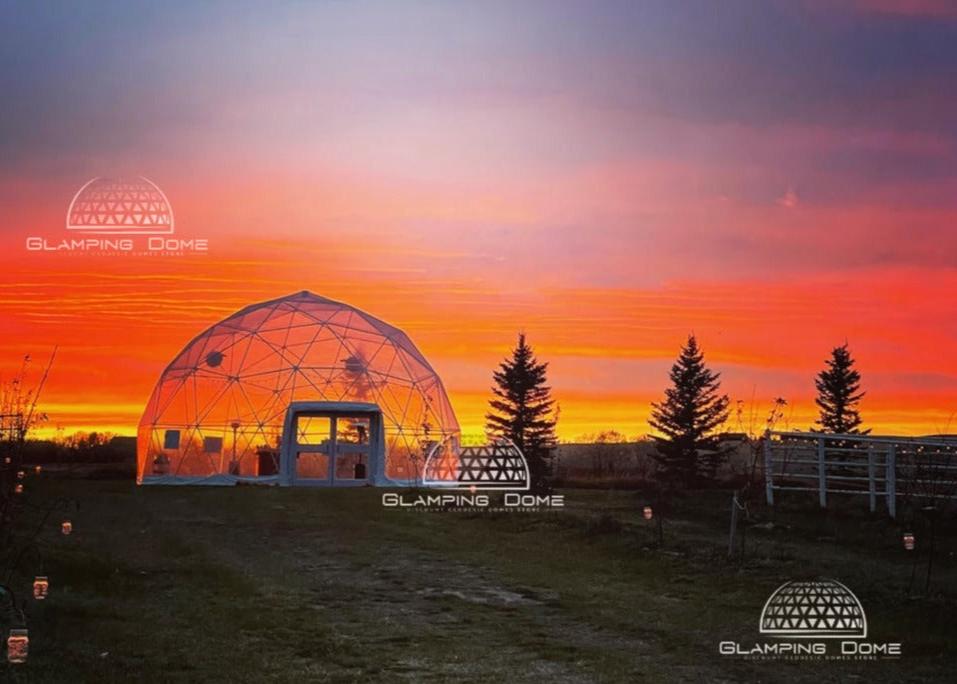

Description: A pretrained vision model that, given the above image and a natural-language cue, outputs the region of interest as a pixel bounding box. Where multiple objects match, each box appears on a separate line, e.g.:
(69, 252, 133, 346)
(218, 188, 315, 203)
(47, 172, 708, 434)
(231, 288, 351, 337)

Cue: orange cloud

(4, 246, 957, 443)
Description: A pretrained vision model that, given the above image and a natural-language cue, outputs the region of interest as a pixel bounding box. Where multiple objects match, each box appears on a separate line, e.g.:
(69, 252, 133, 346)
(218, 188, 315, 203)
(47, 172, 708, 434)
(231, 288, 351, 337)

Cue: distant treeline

(21, 433, 136, 464)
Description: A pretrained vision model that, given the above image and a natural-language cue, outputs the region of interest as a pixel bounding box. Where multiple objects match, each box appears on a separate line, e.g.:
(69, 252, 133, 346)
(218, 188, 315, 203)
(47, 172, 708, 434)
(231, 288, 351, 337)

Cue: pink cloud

(777, 187, 800, 209)
(817, 0, 957, 16)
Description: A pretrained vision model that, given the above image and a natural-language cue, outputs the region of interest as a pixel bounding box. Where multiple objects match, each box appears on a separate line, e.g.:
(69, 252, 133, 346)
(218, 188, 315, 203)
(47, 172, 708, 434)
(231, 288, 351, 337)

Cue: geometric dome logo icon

(759, 579, 867, 639)
(66, 176, 174, 235)
(422, 437, 530, 491)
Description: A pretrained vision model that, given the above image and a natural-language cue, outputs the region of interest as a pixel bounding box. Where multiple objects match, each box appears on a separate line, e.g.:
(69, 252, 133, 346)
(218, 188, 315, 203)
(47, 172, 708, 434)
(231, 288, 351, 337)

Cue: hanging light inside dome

(903, 532, 915, 551)
(643, 506, 653, 520)
(61, 521, 72, 535)
(343, 354, 365, 375)
(33, 577, 49, 600)
(6, 629, 28, 664)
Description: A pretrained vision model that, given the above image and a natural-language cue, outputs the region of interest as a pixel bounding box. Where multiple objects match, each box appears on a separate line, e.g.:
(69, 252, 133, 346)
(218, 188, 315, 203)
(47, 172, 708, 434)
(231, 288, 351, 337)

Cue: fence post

(867, 446, 876, 513)
(817, 437, 827, 509)
(728, 494, 739, 558)
(886, 445, 897, 519)
(764, 434, 774, 506)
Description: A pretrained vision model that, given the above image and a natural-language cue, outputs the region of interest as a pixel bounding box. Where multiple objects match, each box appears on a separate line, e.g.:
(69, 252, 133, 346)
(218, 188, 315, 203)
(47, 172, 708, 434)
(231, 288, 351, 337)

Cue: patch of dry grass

(5, 481, 955, 682)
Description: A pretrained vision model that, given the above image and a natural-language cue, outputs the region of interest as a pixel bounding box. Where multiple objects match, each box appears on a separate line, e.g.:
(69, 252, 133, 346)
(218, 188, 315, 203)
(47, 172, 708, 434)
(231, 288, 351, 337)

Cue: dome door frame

(279, 401, 383, 487)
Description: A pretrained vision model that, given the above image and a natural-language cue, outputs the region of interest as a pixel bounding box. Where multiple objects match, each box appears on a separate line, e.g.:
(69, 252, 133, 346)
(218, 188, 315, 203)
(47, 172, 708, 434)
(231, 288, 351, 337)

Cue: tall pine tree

(815, 343, 867, 434)
(486, 333, 557, 492)
(649, 335, 730, 486)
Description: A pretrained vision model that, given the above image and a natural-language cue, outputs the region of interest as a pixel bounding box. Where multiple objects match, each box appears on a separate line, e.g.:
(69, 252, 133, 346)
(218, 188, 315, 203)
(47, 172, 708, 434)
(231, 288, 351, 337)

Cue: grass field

(5, 477, 956, 682)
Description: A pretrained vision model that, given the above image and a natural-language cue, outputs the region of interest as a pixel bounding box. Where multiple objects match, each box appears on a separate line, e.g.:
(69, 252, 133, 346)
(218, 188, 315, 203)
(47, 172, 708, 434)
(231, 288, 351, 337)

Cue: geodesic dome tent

(137, 291, 459, 485)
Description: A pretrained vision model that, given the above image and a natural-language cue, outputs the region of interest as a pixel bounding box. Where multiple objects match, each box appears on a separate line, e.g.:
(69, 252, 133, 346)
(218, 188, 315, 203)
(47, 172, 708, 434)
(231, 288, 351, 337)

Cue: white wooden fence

(763, 431, 957, 518)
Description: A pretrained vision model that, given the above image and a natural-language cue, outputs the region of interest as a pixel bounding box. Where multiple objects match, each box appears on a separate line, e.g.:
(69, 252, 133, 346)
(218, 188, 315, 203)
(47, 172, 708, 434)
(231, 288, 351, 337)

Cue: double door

(280, 403, 380, 486)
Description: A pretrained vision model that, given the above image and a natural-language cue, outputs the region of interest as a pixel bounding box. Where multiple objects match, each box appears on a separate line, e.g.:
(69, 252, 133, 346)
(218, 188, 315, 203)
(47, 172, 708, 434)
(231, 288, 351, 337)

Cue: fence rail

(763, 431, 957, 518)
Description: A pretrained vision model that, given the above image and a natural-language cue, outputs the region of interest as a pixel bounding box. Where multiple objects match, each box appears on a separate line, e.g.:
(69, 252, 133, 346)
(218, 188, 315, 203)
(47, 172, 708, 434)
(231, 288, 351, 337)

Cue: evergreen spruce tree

(486, 333, 557, 492)
(649, 335, 730, 486)
(815, 343, 867, 434)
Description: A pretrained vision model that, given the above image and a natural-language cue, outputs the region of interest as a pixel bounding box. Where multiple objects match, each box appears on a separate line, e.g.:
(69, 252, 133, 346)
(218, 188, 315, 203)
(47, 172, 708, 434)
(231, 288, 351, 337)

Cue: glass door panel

(294, 415, 332, 483)
(333, 416, 371, 483)
(296, 415, 332, 446)
(297, 451, 330, 480)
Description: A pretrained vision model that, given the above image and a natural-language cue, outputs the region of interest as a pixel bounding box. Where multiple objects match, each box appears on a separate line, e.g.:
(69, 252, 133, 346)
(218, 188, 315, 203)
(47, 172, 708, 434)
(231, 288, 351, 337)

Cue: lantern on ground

(14, 484, 23, 494)
(61, 520, 72, 535)
(6, 629, 28, 664)
(643, 506, 653, 520)
(903, 532, 915, 551)
(33, 577, 49, 600)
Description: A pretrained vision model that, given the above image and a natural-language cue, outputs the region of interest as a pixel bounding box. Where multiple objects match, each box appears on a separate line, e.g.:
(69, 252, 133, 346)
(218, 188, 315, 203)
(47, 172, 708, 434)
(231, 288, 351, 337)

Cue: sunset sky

(3, 0, 957, 441)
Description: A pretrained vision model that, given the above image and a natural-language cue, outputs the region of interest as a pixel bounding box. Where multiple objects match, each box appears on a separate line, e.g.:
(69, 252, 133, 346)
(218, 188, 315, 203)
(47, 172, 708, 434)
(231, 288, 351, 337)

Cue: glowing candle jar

(33, 576, 49, 600)
(16, 470, 24, 480)
(6, 629, 28, 664)
(903, 532, 915, 551)
(61, 520, 72, 535)
(34, 465, 41, 475)
(643, 506, 654, 520)
(14, 484, 23, 494)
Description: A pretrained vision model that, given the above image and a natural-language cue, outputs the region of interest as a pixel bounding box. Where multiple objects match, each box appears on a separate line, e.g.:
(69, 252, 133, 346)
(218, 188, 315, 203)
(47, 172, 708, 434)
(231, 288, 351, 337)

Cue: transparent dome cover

(137, 291, 459, 484)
